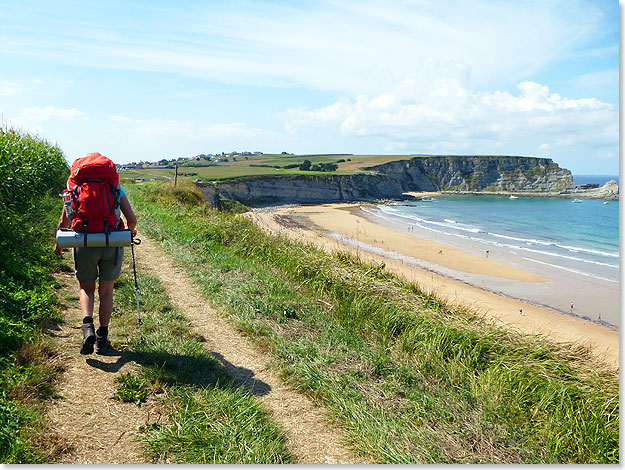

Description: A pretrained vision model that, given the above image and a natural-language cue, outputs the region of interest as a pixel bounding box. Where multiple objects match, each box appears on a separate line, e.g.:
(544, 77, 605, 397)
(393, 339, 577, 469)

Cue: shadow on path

(85, 346, 271, 396)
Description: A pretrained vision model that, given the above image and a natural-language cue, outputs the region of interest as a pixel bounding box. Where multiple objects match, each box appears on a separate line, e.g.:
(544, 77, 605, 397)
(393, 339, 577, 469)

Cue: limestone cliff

(195, 156, 600, 206)
(197, 173, 404, 206)
(365, 156, 576, 193)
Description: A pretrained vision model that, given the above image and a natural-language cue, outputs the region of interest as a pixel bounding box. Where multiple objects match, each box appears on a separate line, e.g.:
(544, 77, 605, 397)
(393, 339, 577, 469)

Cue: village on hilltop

(119, 150, 267, 170)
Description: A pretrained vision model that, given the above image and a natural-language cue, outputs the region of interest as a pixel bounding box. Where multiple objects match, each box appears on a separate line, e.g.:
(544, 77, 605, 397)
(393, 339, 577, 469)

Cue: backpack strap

(104, 220, 110, 247)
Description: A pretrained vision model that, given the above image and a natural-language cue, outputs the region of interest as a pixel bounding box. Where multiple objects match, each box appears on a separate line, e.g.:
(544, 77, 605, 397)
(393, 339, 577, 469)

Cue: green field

(121, 153, 420, 182)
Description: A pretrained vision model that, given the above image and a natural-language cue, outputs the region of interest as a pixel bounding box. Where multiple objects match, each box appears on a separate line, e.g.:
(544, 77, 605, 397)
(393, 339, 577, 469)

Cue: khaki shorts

(73, 246, 124, 283)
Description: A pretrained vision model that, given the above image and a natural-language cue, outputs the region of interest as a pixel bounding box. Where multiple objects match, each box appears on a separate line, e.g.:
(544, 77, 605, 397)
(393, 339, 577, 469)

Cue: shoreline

(343, 204, 618, 331)
(246, 201, 619, 369)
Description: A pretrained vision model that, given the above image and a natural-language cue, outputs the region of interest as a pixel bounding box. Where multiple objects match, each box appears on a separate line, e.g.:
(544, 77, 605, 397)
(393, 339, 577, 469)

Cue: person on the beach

(54, 153, 137, 355)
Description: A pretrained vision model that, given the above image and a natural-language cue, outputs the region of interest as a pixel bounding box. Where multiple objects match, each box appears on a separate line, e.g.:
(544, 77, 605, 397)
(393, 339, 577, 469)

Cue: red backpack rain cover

(65, 153, 124, 233)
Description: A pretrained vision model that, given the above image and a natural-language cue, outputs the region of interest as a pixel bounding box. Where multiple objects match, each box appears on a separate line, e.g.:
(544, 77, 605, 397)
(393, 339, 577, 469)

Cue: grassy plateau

(121, 153, 414, 182)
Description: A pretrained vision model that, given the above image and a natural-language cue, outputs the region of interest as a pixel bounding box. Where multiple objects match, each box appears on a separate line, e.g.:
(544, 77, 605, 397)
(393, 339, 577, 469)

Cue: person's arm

(119, 195, 137, 237)
(54, 206, 69, 256)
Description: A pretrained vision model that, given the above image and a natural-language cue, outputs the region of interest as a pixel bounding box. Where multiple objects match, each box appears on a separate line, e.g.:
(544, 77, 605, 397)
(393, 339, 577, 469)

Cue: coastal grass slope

(127, 181, 618, 464)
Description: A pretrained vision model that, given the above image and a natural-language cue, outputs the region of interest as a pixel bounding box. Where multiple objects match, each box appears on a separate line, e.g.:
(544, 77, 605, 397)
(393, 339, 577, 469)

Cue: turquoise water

(371, 195, 619, 284)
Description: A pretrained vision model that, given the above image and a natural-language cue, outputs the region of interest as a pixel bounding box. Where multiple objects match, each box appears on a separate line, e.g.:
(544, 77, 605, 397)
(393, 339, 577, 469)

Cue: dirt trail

(46, 234, 367, 464)
(47, 271, 158, 464)
(135, 234, 368, 464)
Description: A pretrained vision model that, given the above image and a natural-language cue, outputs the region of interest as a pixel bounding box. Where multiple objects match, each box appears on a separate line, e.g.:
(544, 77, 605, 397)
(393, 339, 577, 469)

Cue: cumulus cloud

(0, 81, 21, 96)
(19, 105, 87, 122)
(5, 105, 87, 135)
(280, 80, 617, 157)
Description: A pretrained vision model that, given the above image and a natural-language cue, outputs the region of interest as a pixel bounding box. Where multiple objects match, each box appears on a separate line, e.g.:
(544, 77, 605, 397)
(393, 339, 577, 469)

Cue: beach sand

(246, 201, 619, 370)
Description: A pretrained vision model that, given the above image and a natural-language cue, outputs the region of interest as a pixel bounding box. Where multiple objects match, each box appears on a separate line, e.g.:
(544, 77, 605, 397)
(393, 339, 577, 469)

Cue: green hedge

(0, 127, 68, 462)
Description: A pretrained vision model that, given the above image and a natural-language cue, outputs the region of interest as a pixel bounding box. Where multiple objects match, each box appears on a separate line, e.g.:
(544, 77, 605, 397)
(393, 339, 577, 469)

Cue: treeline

(250, 158, 350, 172)
(0, 127, 69, 461)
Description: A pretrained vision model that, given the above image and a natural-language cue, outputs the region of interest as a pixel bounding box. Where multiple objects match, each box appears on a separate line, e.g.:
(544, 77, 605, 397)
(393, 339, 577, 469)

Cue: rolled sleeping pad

(56, 229, 132, 248)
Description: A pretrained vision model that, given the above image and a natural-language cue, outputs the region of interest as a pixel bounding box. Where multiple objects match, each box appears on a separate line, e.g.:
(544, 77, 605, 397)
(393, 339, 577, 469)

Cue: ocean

(573, 174, 619, 186)
(360, 184, 619, 328)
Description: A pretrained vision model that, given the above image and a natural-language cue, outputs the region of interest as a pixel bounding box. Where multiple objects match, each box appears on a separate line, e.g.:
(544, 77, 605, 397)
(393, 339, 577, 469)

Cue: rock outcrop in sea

(561, 179, 619, 200)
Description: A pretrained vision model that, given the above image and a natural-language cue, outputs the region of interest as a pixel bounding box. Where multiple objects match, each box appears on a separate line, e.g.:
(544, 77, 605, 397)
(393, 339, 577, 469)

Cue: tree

(299, 160, 312, 171)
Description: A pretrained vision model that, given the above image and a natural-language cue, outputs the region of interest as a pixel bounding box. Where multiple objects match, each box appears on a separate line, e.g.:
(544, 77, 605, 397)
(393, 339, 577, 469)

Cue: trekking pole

(130, 236, 144, 343)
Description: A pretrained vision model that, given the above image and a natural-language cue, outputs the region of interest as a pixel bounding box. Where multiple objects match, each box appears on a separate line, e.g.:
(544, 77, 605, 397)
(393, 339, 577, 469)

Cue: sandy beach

(246, 201, 619, 370)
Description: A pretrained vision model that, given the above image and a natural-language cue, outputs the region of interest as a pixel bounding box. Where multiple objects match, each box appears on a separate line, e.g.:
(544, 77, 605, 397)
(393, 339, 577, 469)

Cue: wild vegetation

(0, 127, 69, 462)
(126, 180, 619, 464)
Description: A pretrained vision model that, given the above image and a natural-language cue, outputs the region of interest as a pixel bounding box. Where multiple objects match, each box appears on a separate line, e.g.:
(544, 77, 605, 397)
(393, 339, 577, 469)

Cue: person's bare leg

(98, 280, 115, 327)
(79, 281, 96, 319)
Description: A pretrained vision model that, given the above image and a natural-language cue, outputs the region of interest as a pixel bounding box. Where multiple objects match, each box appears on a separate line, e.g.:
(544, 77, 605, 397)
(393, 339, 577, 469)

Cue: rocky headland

(196, 155, 618, 205)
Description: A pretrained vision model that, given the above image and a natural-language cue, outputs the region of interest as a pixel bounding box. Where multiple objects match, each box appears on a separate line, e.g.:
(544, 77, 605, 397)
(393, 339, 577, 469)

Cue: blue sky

(0, 0, 619, 174)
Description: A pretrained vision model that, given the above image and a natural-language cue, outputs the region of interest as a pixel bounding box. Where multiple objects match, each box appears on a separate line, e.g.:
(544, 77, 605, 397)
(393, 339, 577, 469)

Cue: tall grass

(127, 181, 618, 464)
(0, 127, 69, 463)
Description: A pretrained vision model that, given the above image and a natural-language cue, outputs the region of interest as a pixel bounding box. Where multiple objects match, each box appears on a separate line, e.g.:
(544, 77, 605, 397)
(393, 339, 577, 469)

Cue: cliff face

(197, 173, 404, 205)
(197, 156, 582, 206)
(366, 156, 576, 193)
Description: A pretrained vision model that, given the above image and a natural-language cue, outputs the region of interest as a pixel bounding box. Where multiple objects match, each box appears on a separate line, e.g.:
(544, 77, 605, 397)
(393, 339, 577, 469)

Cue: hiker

(54, 153, 137, 355)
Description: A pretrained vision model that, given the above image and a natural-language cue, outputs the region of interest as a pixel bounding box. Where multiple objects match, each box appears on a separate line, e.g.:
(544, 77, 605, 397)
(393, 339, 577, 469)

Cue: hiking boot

(80, 323, 96, 355)
(96, 333, 110, 355)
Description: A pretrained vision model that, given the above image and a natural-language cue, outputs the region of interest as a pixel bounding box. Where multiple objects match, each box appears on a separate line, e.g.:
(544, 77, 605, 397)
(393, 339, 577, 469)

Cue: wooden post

(174, 164, 178, 187)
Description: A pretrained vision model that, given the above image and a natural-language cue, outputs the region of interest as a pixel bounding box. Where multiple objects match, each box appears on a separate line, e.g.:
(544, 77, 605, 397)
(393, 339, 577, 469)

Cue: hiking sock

(83, 316, 93, 324)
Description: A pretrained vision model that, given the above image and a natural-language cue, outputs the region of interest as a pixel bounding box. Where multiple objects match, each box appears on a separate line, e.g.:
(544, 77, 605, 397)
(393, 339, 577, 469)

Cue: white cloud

(3, 1, 614, 96)
(5, 105, 87, 135)
(0, 81, 21, 96)
(280, 80, 617, 158)
(20, 105, 87, 122)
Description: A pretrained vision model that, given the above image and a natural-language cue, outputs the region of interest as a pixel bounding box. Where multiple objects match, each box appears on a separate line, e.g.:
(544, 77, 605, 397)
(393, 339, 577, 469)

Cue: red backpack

(64, 153, 125, 233)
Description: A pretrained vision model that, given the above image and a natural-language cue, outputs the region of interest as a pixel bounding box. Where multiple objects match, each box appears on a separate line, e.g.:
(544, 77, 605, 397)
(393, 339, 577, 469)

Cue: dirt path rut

(47, 272, 157, 464)
(136, 234, 368, 464)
